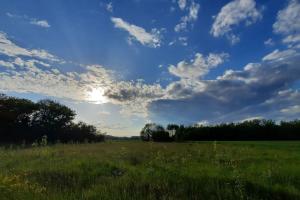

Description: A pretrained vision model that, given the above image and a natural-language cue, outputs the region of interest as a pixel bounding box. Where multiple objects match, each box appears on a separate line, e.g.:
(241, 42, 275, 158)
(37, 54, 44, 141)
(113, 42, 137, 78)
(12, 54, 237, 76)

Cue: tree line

(140, 120, 300, 142)
(0, 94, 104, 144)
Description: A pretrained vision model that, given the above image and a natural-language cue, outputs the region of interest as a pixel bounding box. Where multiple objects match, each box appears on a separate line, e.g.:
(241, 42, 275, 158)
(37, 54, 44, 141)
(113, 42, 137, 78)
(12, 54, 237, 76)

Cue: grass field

(0, 141, 300, 200)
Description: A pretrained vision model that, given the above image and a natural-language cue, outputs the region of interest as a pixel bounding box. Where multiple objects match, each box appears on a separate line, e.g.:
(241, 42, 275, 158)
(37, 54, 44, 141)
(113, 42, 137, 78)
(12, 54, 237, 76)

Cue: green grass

(0, 141, 300, 199)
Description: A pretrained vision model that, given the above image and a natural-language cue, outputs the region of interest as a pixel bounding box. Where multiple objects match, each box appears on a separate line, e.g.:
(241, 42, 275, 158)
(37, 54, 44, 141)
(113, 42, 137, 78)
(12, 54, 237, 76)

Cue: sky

(0, 0, 300, 136)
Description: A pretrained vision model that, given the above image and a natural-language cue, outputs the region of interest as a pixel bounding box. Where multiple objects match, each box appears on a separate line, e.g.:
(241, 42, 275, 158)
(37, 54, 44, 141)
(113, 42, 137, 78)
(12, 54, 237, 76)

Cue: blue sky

(1, 0, 300, 136)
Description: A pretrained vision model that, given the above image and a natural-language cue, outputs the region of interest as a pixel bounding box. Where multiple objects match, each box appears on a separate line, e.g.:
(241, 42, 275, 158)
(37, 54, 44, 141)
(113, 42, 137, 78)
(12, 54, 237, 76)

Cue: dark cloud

(149, 50, 300, 124)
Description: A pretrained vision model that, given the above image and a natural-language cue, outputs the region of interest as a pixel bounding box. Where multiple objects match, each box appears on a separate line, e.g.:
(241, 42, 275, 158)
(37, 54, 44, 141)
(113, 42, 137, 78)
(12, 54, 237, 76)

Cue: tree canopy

(141, 120, 300, 142)
(0, 94, 104, 144)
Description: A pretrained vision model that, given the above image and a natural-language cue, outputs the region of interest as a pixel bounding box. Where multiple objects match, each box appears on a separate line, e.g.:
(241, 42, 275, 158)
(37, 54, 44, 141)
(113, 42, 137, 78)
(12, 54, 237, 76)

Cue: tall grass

(0, 141, 300, 199)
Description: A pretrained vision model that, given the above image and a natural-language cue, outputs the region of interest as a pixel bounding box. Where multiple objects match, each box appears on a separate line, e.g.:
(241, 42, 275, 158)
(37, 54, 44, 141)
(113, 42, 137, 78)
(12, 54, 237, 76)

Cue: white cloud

(6, 12, 50, 28)
(111, 17, 162, 48)
(0, 32, 59, 62)
(168, 53, 228, 79)
(0, 32, 115, 103)
(0, 60, 15, 69)
(240, 116, 263, 122)
(30, 19, 50, 28)
(0, 61, 115, 103)
(106, 2, 113, 13)
(0, 31, 165, 118)
(262, 49, 299, 61)
(174, 0, 200, 32)
(273, 0, 300, 48)
(211, 0, 262, 44)
(196, 120, 209, 126)
(281, 105, 300, 114)
(2, 28, 300, 125)
(178, 37, 188, 46)
(283, 35, 300, 45)
(273, 0, 300, 35)
(264, 38, 274, 46)
(150, 49, 300, 124)
(169, 36, 188, 46)
(178, 0, 187, 10)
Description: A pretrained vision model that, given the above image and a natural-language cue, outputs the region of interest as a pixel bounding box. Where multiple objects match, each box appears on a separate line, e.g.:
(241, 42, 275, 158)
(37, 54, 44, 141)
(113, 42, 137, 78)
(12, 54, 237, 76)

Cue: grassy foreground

(0, 141, 300, 200)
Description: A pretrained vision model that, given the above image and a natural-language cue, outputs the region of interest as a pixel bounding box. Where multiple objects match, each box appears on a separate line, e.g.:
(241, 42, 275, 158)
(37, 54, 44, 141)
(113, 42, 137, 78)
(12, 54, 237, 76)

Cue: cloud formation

(0, 32, 58, 61)
(30, 19, 50, 28)
(106, 2, 113, 13)
(211, 0, 262, 44)
(174, 0, 200, 32)
(0, 31, 164, 118)
(6, 12, 50, 28)
(273, 0, 300, 48)
(178, 0, 187, 10)
(104, 80, 165, 117)
(168, 53, 228, 79)
(264, 38, 274, 46)
(150, 49, 300, 124)
(111, 17, 162, 48)
(1, 27, 300, 127)
(262, 49, 299, 61)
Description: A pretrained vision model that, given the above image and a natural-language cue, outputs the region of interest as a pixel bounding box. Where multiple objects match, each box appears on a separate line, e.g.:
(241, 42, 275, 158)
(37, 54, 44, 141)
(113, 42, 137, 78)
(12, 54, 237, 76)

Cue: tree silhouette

(0, 94, 104, 144)
(141, 119, 300, 142)
(140, 123, 175, 142)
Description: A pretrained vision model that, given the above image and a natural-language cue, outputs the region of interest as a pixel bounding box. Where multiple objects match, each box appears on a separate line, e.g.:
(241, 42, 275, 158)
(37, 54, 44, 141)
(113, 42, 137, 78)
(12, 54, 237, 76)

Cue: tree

(29, 100, 76, 142)
(140, 123, 165, 141)
(0, 94, 37, 126)
(152, 130, 172, 142)
(32, 100, 73, 125)
(167, 124, 179, 131)
(65, 122, 105, 143)
(0, 94, 37, 142)
(0, 95, 105, 144)
(140, 123, 173, 142)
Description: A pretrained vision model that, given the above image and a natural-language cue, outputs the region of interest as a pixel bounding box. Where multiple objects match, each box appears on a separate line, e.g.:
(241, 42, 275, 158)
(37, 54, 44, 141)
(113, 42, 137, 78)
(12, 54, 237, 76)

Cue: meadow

(0, 141, 300, 200)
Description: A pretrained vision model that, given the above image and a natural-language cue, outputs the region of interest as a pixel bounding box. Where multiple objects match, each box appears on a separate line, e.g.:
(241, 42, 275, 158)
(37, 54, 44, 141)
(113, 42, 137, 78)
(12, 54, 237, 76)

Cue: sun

(87, 88, 108, 104)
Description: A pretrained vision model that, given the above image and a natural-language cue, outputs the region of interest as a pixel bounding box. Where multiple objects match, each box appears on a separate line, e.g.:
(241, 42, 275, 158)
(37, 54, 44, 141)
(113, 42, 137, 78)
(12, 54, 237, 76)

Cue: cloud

(210, 0, 262, 44)
(0, 31, 164, 118)
(111, 17, 162, 48)
(273, 0, 300, 48)
(168, 53, 229, 79)
(281, 105, 300, 115)
(1, 31, 300, 125)
(30, 19, 51, 28)
(264, 38, 274, 46)
(104, 80, 165, 117)
(168, 36, 188, 46)
(104, 81, 164, 103)
(262, 49, 299, 61)
(106, 2, 113, 13)
(0, 60, 15, 69)
(6, 12, 50, 28)
(240, 116, 263, 122)
(0, 32, 59, 62)
(178, 0, 187, 10)
(0, 61, 115, 103)
(196, 120, 209, 126)
(149, 49, 300, 124)
(0, 32, 116, 103)
(174, 0, 200, 32)
(178, 37, 188, 46)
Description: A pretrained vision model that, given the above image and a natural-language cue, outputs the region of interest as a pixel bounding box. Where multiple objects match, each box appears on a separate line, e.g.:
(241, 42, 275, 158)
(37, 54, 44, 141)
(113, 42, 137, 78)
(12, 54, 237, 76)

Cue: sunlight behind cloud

(87, 87, 108, 104)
